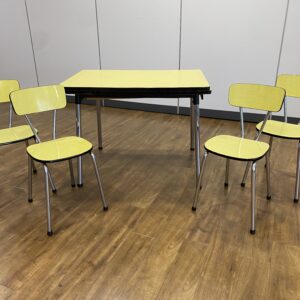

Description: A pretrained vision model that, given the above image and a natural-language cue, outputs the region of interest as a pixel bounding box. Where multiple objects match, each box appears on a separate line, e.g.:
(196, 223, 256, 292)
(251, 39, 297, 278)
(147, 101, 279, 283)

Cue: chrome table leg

(76, 94, 83, 187)
(193, 95, 201, 181)
(192, 151, 208, 211)
(294, 141, 300, 203)
(96, 100, 103, 150)
(190, 98, 195, 150)
(250, 162, 256, 234)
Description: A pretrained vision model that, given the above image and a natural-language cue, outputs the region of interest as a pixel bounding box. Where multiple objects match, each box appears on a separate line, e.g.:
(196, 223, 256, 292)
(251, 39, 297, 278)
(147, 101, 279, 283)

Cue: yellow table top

(61, 69, 210, 89)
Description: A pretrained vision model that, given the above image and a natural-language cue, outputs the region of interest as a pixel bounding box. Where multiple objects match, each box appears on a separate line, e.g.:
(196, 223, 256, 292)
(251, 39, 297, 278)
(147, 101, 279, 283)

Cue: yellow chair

(0, 80, 37, 174)
(10, 85, 108, 236)
(192, 83, 285, 234)
(253, 74, 300, 203)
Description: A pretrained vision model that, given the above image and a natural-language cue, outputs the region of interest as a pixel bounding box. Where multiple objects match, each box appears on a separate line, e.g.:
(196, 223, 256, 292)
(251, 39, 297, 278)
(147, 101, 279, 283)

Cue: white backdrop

(0, 0, 299, 117)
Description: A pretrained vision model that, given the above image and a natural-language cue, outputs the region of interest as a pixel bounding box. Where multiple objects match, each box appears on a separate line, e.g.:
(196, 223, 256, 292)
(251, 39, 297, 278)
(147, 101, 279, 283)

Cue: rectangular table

(61, 70, 211, 186)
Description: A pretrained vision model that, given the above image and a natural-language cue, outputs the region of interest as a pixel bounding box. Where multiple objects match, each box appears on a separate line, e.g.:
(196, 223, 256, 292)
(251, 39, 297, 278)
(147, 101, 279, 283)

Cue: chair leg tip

(190, 147, 194, 151)
(71, 184, 76, 187)
(250, 229, 256, 235)
(98, 146, 103, 150)
(33, 170, 37, 174)
(241, 183, 245, 187)
(294, 198, 299, 203)
(192, 206, 197, 211)
(267, 195, 271, 200)
(52, 189, 57, 194)
(224, 183, 228, 187)
(103, 206, 108, 211)
(47, 231, 53, 236)
(77, 184, 83, 188)
(28, 198, 33, 203)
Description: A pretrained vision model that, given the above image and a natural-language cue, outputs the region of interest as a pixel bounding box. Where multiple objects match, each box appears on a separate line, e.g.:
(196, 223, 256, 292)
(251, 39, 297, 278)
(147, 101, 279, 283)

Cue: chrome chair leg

(265, 136, 273, 168)
(28, 155, 33, 203)
(266, 151, 271, 200)
(268, 136, 273, 156)
(192, 151, 208, 211)
(241, 162, 251, 187)
(250, 162, 256, 234)
(46, 165, 57, 193)
(43, 165, 53, 236)
(68, 159, 76, 187)
(190, 98, 195, 150)
(225, 159, 230, 187)
(96, 100, 103, 150)
(294, 141, 300, 203)
(25, 140, 37, 173)
(90, 152, 108, 210)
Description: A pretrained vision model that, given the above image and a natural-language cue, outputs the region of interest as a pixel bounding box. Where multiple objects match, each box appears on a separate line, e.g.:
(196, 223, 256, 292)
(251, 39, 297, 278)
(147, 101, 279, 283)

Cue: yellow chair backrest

(0, 80, 20, 103)
(229, 83, 285, 112)
(276, 74, 300, 98)
(10, 85, 66, 115)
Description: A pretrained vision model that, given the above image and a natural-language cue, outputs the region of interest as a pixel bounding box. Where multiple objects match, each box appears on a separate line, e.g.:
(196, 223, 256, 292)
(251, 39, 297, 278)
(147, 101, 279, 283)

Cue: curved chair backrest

(0, 80, 20, 103)
(10, 85, 66, 116)
(276, 74, 300, 98)
(229, 83, 285, 112)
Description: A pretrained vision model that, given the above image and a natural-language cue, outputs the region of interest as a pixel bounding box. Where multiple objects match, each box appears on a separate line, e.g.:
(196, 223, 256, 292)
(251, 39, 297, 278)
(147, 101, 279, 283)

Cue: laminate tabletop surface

(61, 69, 210, 90)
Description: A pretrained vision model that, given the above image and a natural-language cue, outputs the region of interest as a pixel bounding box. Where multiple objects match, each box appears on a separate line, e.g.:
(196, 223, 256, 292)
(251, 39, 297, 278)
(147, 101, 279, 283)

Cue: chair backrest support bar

(256, 111, 271, 141)
(239, 107, 244, 138)
(25, 115, 41, 143)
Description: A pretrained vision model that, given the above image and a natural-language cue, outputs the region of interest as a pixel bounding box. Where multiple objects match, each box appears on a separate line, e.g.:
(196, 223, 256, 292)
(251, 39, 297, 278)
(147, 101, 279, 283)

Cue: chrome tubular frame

(76, 98, 83, 187)
(284, 100, 288, 123)
(8, 103, 13, 128)
(25, 114, 57, 192)
(28, 155, 33, 202)
(68, 159, 76, 187)
(225, 159, 230, 187)
(43, 164, 53, 236)
(190, 98, 195, 150)
(294, 141, 300, 203)
(266, 150, 271, 200)
(90, 151, 108, 210)
(239, 107, 244, 138)
(192, 150, 208, 211)
(53, 110, 57, 140)
(241, 111, 271, 186)
(250, 162, 256, 234)
(25, 139, 37, 173)
(193, 96, 201, 181)
(96, 100, 103, 149)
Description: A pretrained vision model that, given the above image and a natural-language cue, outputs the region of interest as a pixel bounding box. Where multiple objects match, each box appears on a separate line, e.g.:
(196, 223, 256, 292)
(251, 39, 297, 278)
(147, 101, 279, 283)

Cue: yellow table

(61, 70, 211, 186)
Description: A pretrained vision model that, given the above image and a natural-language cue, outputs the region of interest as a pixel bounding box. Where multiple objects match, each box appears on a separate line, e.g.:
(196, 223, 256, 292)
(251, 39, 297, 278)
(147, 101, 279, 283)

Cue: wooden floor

(0, 103, 300, 299)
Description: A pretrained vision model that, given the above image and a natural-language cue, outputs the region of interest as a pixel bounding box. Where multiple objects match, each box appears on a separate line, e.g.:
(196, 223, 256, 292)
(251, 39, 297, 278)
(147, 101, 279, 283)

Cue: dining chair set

(0, 74, 299, 236)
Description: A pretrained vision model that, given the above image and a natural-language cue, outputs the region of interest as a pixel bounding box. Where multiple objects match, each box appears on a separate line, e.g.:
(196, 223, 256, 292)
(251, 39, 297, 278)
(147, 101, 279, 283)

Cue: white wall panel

(180, 0, 287, 116)
(0, 0, 37, 88)
(278, 0, 300, 118)
(97, 0, 181, 106)
(27, 0, 100, 85)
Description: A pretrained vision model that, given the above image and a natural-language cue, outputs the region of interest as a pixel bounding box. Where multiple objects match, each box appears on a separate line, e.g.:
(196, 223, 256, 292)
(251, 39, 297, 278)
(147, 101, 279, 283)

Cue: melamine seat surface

(61, 70, 210, 89)
(256, 120, 300, 139)
(0, 125, 35, 145)
(27, 136, 92, 163)
(205, 135, 269, 161)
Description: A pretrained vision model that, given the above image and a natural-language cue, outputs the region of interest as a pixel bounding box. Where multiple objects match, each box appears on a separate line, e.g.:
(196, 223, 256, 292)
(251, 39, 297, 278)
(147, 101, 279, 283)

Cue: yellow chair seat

(204, 135, 269, 161)
(256, 120, 300, 139)
(0, 125, 35, 145)
(27, 136, 92, 163)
